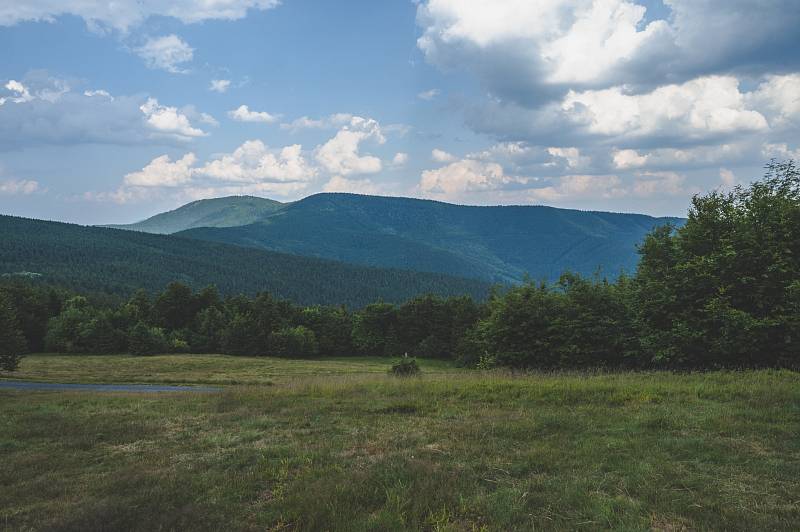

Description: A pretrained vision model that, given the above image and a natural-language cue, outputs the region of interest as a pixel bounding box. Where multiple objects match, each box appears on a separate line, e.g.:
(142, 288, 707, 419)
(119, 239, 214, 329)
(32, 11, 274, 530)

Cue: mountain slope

(0, 215, 490, 307)
(105, 196, 286, 234)
(178, 193, 683, 282)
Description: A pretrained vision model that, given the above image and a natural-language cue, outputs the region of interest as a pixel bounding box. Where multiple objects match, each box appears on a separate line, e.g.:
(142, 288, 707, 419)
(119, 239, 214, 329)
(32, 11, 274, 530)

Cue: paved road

(0, 381, 220, 393)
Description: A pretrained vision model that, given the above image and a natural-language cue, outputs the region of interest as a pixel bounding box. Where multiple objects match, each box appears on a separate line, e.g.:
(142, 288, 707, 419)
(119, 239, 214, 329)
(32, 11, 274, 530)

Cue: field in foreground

(1, 353, 458, 385)
(1, 357, 799, 531)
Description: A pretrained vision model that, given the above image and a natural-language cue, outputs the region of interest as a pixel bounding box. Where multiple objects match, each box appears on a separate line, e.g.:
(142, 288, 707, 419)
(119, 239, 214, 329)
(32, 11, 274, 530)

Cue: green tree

(269, 326, 319, 358)
(128, 321, 168, 356)
(0, 292, 27, 372)
(635, 160, 800, 368)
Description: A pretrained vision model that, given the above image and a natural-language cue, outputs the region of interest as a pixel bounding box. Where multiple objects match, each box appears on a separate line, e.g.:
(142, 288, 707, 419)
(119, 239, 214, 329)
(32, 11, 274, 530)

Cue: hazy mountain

(0, 215, 490, 307)
(105, 196, 286, 234)
(173, 193, 683, 282)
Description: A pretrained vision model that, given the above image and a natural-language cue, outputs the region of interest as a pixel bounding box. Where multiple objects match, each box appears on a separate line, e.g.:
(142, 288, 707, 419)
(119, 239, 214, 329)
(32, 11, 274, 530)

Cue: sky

(0, 0, 798, 224)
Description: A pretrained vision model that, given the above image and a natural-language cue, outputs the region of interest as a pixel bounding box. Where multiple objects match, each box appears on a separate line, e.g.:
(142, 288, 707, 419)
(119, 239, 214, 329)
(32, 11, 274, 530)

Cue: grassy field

(1, 356, 799, 531)
(1, 353, 458, 385)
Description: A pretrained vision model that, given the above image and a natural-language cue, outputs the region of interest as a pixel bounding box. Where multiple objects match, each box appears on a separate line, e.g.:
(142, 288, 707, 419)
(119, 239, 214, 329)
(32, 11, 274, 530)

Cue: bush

(269, 326, 319, 358)
(128, 321, 168, 356)
(389, 356, 420, 377)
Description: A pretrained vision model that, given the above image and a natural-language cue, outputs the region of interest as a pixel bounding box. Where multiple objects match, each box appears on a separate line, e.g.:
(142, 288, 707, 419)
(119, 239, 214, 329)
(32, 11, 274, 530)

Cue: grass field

(1, 353, 458, 385)
(1, 355, 799, 531)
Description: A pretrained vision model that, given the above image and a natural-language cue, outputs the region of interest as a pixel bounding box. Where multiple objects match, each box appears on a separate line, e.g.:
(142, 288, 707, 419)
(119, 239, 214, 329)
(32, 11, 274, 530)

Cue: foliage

(634, 160, 800, 368)
(389, 356, 421, 377)
(0, 291, 26, 372)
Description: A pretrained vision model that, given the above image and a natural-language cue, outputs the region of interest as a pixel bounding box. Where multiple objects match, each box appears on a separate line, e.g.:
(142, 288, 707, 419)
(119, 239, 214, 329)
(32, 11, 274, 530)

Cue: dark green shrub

(389, 356, 420, 377)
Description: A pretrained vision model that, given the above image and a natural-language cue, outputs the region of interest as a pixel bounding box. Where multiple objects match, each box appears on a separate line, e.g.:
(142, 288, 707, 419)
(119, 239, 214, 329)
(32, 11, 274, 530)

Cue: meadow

(2, 355, 799, 531)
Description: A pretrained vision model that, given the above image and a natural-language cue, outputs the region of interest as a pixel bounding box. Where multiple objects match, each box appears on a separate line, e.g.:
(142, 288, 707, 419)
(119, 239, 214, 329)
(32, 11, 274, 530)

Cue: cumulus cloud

(94, 140, 318, 204)
(140, 98, 207, 139)
(745, 74, 800, 128)
(280, 113, 354, 132)
(0, 178, 41, 195)
(0, 0, 281, 32)
(562, 76, 769, 140)
(315, 116, 386, 176)
(416, 0, 800, 103)
(762, 142, 800, 161)
(124, 153, 197, 187)
(392, 152, 409, 166)
(546, 147, 589, 170)
(209, 79, 231, 93)
(228, 104, 279, 123)
(431, 149, 456, 163)
(0, 80, 33, 105)
(198, 141, 317, 183)
(135, 35, 193, 73)
(420, 159, 527, 199)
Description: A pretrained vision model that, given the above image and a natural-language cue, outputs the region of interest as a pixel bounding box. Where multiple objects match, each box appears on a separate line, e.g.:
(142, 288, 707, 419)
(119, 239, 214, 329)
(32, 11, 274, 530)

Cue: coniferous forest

(1, 161, 798, 372)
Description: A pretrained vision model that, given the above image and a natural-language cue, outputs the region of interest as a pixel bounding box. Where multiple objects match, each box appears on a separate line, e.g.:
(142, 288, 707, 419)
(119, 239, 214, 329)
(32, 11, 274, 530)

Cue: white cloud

(280, 113, 354, 132)
(198, 140, 316, 183)
(228, 104, 279, 123)
(209, 79, 231, 93)
(135, 34, 193, 73)
(563, 76, 769, 139)
(417, 88, 441, 101)
(631, 171, 688, 197)
(527, 175, 626, 203)
(612, 149, 649, 170)
(546, 147, 589, 169)
(420, 159, 526, 199)
(315, 116, 385, 176)
(1, 80, 33, 105)
(140, 98, 206, 139)
(95, 140, 316, 204)
(124, 153, 197, 187)
(392, 152, 409, 165)
(322, 175, 381, 195)
(762, 142, 800, 161)
(0, 178, 41, 195)
(83, 89, 113, 100)
(0, 0, 281, 32)
(745, 74, 800, 127)
(431, 148, 456, 163)
(416, 0, 800, 101)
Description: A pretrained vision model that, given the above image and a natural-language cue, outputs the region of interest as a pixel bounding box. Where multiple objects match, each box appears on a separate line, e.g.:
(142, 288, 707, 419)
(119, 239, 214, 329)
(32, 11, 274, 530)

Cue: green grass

(1, 353, 458, 385)
(1, 357, 799, 530)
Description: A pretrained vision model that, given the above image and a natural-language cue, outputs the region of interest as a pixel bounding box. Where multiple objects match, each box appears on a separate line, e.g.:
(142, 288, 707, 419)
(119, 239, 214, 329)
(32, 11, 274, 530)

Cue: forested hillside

(0, 215, 489, 306)
(105, 196, 285, 234)
(177, 194, 682, 282)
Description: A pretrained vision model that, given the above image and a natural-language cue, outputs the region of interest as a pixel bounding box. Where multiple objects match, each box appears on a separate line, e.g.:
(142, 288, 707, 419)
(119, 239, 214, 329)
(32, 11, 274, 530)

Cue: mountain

(105, 195, 286, 234)
(0, 215, 490, 307)
(173, 193, 682, 283)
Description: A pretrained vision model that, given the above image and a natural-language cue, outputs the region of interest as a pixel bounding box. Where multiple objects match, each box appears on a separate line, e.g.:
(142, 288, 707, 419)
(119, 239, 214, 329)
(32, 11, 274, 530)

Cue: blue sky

(1, 0, 798, 224)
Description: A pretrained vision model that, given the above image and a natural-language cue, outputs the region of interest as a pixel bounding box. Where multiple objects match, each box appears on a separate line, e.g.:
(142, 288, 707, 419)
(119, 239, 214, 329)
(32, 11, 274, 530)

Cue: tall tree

(0, 292, 27, 372)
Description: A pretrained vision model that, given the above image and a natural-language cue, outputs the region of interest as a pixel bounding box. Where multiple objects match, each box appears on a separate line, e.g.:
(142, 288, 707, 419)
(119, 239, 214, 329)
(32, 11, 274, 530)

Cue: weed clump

(389, 355, 420, 377)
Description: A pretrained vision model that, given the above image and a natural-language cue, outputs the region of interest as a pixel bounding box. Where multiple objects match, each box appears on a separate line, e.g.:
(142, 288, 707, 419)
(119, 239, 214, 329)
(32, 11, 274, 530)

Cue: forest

(2, 161, 798, 372)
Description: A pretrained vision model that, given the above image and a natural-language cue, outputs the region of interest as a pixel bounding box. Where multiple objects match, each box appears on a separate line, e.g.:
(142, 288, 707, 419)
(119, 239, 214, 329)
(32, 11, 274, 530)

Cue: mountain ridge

(165, 193, 682, 282)
(0, 214, 490, 307)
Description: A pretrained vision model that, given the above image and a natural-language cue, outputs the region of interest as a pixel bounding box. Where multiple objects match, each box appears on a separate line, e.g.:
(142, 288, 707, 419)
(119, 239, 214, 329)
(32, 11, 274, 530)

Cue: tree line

(1, 161, 798, 371)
